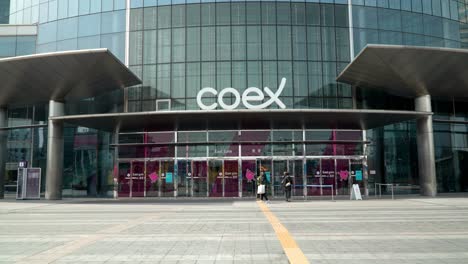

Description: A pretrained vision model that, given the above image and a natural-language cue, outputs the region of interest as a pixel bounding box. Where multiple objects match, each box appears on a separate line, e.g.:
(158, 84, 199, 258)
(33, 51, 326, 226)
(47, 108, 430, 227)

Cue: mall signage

(196, 78, 287, 110)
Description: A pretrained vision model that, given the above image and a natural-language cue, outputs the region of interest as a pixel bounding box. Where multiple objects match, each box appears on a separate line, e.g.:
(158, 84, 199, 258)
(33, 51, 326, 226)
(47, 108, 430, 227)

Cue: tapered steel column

(45, 100, 64, 200)
(415, 95, 437, 197)
(0, 107, 6, 199)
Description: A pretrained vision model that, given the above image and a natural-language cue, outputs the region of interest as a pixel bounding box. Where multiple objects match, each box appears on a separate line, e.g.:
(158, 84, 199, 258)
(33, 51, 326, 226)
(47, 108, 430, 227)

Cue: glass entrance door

(131, 161, 145, 197)
(192, 160, 207, 197)
(208, 160, 223, 197)
(305, 159, 321, 196)
(292, 160, 304, 197)
(160, 160, 175, 197)
(241, 160, 257, 197)
(336, 159, 350, 195)
(143, 160, 175, 197)
(224, 160, 239, 197)
(273, 160, 287, 197)
(118, 162, 131, 197)
(272, 160, 304, 198)
(257, 159, 272, 197)
(176, 160, 191, 197)
(350, 159, 364, 195)
(321, 159, 335, 195)
(145, 160, 160, 197)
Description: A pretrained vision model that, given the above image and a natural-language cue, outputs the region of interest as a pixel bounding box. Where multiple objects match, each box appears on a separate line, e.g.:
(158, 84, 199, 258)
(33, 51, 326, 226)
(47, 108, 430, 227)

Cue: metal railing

(305, 184, 334, 201)
(374, 183, 394, 200)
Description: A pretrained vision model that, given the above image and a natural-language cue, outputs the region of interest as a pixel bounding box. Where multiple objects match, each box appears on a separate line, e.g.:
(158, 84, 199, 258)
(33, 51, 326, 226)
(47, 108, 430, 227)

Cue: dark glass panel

(321, 4, 335, 26)
(246, 2, 260, 24)
(216, 26, 231, 61)
(246, 26, 261, 60)
(201, 26, 215, 61)
(306, 3, 321, 25)
(262, 2, 276, 24)
(277, 2, 291, 25)
(262, 26, 277, 60)
(231, 2, 245, 25)
(158, 6, 171, 28)
(172, 4, 185, 27)
(186, 27, 201, 62)
(201, 3, 215, 26)
(216, 2, 230, 25)
(186, 4, 200, 26)
(292, 3, 306, 25)
(130, 8, 143, 31)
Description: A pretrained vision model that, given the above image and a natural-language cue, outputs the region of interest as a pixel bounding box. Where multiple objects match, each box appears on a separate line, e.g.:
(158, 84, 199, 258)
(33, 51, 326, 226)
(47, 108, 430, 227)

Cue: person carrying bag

(256, 171, 269, 203)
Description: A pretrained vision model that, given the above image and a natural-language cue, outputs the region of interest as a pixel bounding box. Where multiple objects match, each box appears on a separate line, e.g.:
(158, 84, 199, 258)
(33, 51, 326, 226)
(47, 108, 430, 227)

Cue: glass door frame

(223, 158, 241, 198)
(304, 156, 366, 196)
(117, 158, 176, 198)
(158, 159, 176, 197)
(145, 159, 160, 198)
(175, 159, 191, 197)
(186, 158, 208, 197)
(256, 158, 273, 197)
(270, 157, 304, 198)
(335, 158, 351, 196)
(206, 158, 241, 198)
(207, 159, 223, 197)
(117, 155, 367, 198)
(305, 158, 321, 197)
(349, 157, 365, 196)
(240, 159, 257, 198)
(130, 160, 145, 197)
(117, 161, 131, 198)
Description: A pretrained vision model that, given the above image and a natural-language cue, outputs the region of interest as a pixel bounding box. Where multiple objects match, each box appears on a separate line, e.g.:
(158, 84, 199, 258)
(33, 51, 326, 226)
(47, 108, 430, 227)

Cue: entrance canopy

(51, 109, 430, 132)
(336, 44, 468, 98)
(0, 49, 141, 106)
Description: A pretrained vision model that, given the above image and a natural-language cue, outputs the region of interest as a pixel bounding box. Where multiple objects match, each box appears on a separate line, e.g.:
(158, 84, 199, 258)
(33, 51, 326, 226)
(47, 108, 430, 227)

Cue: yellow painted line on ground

(257, 201, 310, 264)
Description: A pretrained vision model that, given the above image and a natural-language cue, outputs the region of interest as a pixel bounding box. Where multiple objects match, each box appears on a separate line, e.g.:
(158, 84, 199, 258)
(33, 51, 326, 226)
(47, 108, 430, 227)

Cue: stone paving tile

(0, 198, 468, 263)
(269, 198, 468, 263)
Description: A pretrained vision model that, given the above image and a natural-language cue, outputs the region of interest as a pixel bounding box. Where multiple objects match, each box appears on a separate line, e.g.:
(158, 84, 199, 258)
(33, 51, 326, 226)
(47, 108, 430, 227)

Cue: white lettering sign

(196, 78, 287, 110)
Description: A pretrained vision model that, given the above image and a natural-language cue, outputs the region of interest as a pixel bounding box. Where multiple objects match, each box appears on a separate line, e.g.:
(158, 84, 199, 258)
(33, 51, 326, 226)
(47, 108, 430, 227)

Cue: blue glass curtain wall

(127, 2, 353, 111)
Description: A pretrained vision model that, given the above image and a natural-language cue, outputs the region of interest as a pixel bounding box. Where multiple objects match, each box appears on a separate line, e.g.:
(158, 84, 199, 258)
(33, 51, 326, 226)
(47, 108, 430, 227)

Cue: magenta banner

(149, 172, 158, 183)
(245, 169, 255, 181)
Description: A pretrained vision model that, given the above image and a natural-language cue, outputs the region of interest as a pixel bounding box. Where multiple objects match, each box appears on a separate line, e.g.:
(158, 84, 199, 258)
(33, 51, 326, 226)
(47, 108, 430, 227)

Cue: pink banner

(245, 169, 255, 180)
(339, 170, 349, 181)
(149, 172, 158, 183)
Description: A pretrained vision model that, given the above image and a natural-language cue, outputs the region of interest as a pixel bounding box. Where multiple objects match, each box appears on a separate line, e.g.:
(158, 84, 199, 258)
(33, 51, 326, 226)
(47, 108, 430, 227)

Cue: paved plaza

(0, 197, 468, 264)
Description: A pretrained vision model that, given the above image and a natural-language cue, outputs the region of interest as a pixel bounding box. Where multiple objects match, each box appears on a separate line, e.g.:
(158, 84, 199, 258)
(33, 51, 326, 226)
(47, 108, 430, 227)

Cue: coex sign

(196, 78, 287, 110)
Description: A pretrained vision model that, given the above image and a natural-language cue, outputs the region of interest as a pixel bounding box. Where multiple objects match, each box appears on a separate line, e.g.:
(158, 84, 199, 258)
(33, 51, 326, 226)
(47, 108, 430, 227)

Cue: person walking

(257, 171, 269, 203)
(282, 172, 293, 202)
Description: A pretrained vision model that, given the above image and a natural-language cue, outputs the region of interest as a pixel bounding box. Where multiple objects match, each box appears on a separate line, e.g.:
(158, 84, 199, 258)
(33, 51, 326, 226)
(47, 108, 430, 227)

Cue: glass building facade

(1, 0, 468, 198)
(0, 28, 36, 58)
(0, 0, 9, 23)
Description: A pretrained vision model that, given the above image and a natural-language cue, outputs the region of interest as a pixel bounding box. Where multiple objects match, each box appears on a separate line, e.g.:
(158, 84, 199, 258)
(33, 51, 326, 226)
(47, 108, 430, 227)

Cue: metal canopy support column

(415, 95, 437, 197)
(45, 100, 65, 200)
(0, 107, 6, 199)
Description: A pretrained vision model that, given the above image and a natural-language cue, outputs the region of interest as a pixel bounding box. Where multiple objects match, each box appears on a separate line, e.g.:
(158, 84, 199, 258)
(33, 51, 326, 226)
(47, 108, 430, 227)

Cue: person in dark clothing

(282, 171, 293, 202)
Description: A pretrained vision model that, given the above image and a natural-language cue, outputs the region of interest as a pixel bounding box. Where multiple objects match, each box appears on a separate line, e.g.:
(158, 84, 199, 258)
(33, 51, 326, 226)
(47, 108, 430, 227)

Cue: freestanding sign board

(16, 168, 41, 200)
(350, 184, 362, 200)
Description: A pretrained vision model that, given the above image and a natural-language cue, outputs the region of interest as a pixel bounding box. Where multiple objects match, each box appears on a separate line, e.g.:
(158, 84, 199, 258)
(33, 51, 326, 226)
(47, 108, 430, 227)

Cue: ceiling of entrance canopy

(50, 109, 430, 132)
(337, 44, 468, 98)
(0, 49, 141, 106)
